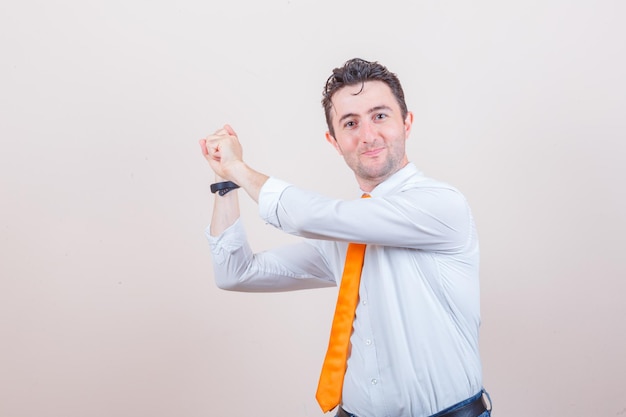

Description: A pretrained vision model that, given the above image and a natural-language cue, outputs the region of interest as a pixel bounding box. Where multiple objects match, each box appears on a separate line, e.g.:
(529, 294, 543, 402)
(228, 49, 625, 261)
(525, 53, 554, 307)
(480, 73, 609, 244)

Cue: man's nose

(360, 120, 377, 143)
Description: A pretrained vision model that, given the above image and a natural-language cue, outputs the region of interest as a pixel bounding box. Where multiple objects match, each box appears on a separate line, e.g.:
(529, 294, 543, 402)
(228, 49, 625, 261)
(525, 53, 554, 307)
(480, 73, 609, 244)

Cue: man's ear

(404, 111, 414, 138)
(325, 131, 342, 155)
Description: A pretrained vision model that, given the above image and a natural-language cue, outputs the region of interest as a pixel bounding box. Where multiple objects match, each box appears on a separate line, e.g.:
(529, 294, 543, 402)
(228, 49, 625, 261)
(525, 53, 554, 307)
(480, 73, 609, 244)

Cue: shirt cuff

(258, 177, 292, 228)
(205, 218, 247, 262)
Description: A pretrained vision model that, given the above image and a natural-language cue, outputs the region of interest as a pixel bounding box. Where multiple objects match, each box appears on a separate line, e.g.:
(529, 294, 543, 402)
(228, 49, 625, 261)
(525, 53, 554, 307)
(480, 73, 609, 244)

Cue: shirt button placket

(357, 289, 382, 410)
(363, 301, 381, 393)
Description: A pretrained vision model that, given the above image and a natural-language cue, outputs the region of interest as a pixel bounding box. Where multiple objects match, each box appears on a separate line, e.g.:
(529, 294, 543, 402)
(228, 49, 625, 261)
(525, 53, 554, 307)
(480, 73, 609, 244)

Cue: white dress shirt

(206, 163, 483, 417)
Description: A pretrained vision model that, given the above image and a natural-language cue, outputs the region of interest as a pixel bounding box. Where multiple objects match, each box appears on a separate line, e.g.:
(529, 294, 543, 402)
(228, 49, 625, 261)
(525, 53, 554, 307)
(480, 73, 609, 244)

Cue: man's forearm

(209, 163, 269, 237)
(224, 161, 269, 203)
(209, 185, 241, 237)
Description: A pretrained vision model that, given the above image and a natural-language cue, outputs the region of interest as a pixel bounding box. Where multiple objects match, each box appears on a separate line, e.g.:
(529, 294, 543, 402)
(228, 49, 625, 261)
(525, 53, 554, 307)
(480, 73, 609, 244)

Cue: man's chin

(355, 166, 394, 183)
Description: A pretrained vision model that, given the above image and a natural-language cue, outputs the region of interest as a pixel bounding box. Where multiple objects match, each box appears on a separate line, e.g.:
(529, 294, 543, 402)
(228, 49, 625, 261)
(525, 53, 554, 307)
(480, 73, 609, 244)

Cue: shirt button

(362, 300, 368, 305)
(371, 378, 378, 385)
(365, 339, 372, 346)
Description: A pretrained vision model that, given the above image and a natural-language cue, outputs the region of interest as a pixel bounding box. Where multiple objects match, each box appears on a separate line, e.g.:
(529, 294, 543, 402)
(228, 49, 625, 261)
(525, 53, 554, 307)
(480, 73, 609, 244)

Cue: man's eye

(345, 121, 356, 128)
(375, 113, 387, 120)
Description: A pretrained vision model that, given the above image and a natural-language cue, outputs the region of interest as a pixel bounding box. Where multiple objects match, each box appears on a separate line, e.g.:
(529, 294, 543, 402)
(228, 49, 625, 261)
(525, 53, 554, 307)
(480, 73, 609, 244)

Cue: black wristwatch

(210, 181, 240, 196)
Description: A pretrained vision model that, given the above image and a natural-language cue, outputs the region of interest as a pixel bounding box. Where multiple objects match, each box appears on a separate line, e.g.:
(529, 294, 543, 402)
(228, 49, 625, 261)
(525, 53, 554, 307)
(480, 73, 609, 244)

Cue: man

(199, 58, 491, 417)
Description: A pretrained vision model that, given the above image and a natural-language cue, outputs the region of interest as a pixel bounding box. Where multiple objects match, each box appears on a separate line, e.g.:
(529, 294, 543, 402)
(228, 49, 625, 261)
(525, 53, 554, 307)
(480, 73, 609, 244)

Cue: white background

(1, 1, 625, 416)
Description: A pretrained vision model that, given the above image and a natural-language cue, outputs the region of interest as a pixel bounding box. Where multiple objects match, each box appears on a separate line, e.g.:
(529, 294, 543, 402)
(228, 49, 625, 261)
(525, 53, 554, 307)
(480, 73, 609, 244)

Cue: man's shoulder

(400, 173, 461, 194)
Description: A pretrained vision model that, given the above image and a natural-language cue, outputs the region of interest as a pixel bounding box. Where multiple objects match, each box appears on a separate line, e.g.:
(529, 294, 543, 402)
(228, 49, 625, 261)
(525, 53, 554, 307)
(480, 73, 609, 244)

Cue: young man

(200, 58, 490, 417)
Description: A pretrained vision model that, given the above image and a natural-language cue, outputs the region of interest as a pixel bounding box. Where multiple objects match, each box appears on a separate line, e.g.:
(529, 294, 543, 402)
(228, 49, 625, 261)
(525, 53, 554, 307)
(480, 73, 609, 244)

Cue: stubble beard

(350, 144, 405, 185)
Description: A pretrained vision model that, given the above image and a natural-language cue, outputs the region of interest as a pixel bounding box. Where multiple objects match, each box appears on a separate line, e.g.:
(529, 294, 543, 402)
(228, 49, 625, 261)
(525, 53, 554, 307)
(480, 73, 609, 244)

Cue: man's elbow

(214, 276, 241, 291)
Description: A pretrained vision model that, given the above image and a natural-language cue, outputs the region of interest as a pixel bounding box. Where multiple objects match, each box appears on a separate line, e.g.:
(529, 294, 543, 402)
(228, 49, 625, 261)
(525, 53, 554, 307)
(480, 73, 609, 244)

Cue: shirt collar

(364, 163, 423, 197)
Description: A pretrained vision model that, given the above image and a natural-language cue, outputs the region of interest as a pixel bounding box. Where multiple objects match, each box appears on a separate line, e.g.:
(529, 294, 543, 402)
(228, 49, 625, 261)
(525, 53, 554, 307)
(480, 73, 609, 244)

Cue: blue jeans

(336, 389, 492, 417)
(430, 389, 492, 417)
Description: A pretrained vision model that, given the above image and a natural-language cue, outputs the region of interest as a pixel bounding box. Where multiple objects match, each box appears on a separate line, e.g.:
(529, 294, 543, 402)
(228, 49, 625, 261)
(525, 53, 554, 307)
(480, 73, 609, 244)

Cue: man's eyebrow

(338, 112, 358, 124)
(337, 105, 393, 124)
(369, 105, 393, 115)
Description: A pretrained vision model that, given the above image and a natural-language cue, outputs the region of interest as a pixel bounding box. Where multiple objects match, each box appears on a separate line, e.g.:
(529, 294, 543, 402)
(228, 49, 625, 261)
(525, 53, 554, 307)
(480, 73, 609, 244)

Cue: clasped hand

(199, 124, 244, 181)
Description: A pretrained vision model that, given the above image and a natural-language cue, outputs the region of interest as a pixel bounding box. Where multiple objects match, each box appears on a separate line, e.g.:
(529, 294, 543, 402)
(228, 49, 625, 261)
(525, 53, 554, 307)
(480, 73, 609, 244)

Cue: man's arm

(199, 124, 269, 236)
(206, 175, 240, 237)
(260, 182, 473, 252)
(199, 125, 336, 292)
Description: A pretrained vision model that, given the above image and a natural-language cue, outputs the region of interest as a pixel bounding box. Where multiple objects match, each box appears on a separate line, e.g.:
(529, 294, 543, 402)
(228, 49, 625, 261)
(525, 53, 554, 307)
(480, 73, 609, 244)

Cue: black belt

(337, 393, 487, 417)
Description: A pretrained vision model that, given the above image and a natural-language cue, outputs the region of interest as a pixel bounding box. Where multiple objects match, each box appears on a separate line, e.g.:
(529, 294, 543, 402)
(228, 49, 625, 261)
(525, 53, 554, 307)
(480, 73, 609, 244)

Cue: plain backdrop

(1, 1, 625, 416)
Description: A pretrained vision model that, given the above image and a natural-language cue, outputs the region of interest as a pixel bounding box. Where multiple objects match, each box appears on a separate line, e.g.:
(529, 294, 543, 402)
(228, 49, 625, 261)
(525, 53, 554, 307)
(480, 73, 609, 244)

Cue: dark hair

(322, 58, 408, 136)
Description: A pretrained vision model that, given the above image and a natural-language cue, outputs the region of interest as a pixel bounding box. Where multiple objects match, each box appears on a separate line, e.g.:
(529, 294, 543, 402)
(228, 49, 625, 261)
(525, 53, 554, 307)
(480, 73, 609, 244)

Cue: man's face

(326, 81, 413, 191)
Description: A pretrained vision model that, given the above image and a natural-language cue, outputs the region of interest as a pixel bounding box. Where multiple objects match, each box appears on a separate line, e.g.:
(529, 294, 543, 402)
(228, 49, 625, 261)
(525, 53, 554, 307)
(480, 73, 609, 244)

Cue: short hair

(322, 58, 408, 137)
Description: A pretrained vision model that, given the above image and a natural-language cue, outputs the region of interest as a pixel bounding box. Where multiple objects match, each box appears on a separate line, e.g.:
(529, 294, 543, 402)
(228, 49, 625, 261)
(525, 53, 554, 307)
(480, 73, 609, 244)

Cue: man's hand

(199, 124, 269, 203)
(199, 124, 244, 181)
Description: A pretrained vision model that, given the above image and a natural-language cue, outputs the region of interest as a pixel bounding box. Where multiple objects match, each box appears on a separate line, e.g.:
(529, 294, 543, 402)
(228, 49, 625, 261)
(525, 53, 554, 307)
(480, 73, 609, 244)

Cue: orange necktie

(316, 194, 370, 413)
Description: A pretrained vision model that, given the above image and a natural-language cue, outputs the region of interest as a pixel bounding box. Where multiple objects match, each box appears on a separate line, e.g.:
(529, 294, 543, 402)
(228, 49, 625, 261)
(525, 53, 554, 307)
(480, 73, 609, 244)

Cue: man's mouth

(362, 147, 385, 157)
